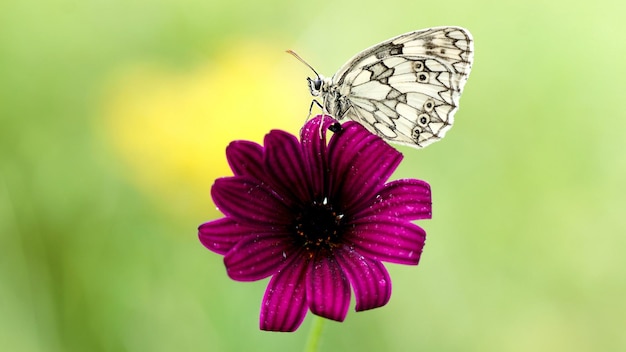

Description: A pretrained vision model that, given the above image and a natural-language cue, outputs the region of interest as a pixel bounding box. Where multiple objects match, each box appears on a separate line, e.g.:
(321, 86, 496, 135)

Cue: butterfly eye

(307, 77, 323, 95)
(423, 99, 435, 112)
(418, 113, 430, 127)
(417, 72, 429, 83)
(412, 61, 424, 72)
(411, 127, 421, 142)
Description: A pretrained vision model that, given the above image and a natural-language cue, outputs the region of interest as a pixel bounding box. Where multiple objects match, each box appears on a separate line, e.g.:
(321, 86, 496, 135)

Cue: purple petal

(345, 216, 426, 265)
(306, 254, 350, 322)
(335, 247, 391, 311)
(353, 179, 432, 220)
(300, 115, 337, 141)
(226, 140, 264, 178)
(264, 130, 312, 204)
(327, 121, 403, 213)
(260, 253, 309, 332)
(224, 232, 293, 282)
(300, 115, 336, 199)
(198, 217, 261, 255)
(211, 176, 293, 225)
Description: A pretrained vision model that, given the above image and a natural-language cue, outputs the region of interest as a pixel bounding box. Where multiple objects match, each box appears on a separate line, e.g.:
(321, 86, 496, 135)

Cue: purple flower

(198, 115, 432, 332)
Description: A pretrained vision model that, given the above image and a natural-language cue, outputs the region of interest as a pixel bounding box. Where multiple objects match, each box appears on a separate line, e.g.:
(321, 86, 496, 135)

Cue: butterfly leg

(307, 99, 325, 120)
(305, 99, 328, 139)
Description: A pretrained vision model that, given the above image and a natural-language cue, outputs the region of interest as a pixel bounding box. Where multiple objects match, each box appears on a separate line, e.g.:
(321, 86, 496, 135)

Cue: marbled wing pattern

(322, 26, 473, 148)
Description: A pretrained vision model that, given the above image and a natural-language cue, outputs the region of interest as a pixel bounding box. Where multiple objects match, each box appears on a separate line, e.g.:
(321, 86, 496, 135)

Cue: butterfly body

(307, 26, 474, 148)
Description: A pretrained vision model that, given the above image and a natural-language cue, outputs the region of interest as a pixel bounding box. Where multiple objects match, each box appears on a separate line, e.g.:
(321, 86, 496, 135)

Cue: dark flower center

(293, 198, 345, 254)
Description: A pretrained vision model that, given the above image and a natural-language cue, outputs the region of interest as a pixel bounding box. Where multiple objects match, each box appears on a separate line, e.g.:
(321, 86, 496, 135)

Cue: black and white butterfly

(291, 26, 473, 148)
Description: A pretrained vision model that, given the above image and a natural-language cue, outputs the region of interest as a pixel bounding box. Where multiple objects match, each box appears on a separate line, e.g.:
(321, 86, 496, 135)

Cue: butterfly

(289, 26, 473, 148)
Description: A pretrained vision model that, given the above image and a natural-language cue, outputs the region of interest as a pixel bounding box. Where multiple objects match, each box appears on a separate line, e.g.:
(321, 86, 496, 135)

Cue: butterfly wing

(330, 26, 474, 148)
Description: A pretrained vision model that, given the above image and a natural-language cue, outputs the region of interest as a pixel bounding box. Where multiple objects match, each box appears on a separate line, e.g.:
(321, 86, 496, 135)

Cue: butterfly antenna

(287, 50, 330, 139)
(286, 50, 321, 79)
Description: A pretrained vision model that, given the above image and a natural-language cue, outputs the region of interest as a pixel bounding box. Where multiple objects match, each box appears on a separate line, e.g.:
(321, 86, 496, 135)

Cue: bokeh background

(2, 0, 625, 351)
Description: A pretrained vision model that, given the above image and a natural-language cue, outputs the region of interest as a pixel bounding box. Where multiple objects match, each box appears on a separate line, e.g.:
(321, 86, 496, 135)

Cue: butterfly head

(307, 76, 323, 96)
(286, 50, 328, 97)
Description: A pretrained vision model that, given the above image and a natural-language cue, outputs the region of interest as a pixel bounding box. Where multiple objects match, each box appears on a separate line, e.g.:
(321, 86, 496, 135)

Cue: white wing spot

(396, 103, 418, 121)
(424, 59, 447, 72)
(373, 122, 397, 138)
(352, 70, 372, 86)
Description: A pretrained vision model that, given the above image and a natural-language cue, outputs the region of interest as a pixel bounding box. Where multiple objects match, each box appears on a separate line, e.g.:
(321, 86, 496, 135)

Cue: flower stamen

(294, 200, 344, 253)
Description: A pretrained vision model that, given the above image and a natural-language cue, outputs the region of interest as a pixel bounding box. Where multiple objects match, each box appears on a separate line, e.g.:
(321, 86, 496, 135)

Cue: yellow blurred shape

(99, 40, 309, 221)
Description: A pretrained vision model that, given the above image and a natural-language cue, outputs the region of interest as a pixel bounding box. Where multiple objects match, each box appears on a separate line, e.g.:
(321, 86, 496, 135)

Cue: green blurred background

(2, 0, 625, 351)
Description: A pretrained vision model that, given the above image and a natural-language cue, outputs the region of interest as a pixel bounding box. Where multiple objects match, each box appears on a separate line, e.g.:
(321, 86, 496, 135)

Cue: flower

(198, 115, 432, 332)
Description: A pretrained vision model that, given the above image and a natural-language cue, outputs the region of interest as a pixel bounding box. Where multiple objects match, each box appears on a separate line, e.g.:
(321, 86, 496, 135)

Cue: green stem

(303, 315, 325, 352)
